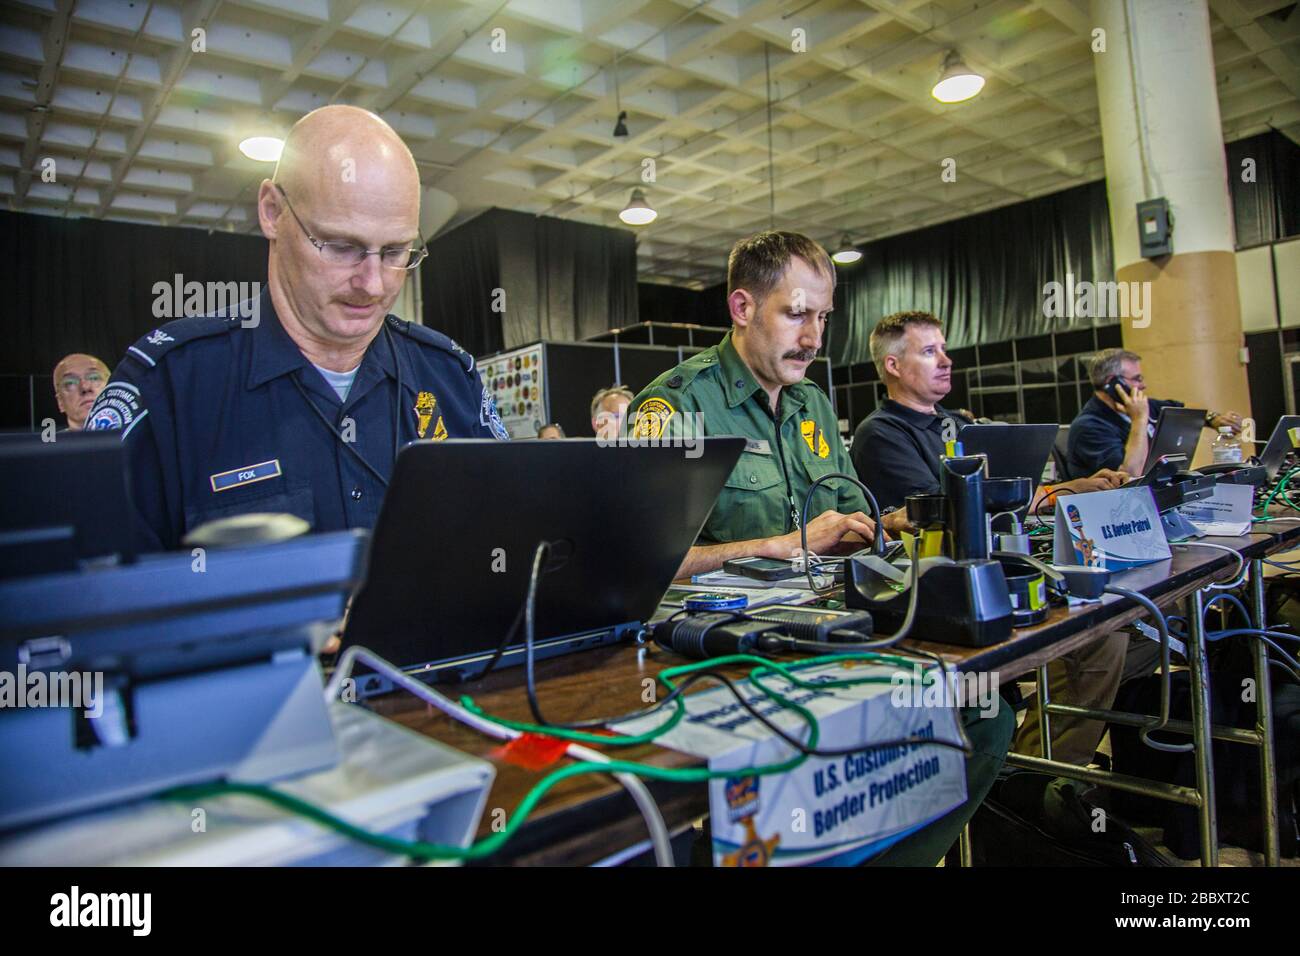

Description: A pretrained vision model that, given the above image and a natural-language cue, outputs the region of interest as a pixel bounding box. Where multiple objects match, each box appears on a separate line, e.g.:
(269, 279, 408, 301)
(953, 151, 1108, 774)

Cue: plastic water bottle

(1212, 426, 1243, 464)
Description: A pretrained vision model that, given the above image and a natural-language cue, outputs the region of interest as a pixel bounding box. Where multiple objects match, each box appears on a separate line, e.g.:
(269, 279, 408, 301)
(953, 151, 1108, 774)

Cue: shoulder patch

(387, 315, 475, 374)
(631, 397, 676, 440)
(479, 384, 510, 440)
(84, 380, 148, 438)
(123, 314, 238, 370)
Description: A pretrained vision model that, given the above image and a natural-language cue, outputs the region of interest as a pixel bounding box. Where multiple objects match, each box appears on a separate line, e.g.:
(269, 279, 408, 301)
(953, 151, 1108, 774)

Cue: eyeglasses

(58, 371, 105, 392)
(274, 184, 428, 271)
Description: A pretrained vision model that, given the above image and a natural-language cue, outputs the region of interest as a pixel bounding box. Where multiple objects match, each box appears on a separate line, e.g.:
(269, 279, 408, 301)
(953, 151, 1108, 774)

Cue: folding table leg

(1185, 588, 1219, 867)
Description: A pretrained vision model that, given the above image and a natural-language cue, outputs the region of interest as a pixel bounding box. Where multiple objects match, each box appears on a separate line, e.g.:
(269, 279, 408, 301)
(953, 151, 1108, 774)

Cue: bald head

(53, 353, 109, 430)
(257, 105, 424, 367)
(272, 105, 420, 213)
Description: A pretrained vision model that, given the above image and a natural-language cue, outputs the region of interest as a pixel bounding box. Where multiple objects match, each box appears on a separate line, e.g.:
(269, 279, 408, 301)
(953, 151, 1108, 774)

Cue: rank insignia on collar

(415, 391, 436, 438)
(800, 420, 830, 458)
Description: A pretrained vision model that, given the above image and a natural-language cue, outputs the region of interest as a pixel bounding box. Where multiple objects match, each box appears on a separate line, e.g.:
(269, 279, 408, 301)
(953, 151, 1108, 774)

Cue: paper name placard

(1053, 486, 1171, 569)
(1176, 481, 1253, 537)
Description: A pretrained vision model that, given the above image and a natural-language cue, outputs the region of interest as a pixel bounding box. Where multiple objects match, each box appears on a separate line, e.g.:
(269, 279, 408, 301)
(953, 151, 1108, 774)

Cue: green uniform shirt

(628, 330, 867, 546)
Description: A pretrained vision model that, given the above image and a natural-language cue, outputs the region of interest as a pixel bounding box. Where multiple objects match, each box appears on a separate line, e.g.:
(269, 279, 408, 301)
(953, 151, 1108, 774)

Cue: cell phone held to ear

(1103, 376, 1126, 404)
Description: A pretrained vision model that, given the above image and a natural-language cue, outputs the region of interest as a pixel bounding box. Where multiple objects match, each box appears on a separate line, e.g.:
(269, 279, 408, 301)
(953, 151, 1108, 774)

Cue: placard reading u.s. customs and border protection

(1053, 486, 1170, 569)
(611, 661, 968, 866)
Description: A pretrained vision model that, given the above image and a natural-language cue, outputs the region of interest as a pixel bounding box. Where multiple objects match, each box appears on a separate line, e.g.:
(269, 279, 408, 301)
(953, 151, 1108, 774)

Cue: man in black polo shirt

(1067, 348, 1243, 479)
(850, 311, 1134, 765)
(850, 312, 1123, 513)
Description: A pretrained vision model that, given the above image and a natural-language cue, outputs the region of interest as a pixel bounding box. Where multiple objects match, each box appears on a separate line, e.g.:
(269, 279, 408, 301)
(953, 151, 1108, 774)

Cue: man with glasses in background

(87, 105, 508, 552)
(1066, 348, 1243, 479)
(52, 354, 109, 430)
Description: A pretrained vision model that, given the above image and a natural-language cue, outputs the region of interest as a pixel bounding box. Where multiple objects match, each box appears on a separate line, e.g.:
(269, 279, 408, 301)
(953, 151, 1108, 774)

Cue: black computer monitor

(958, 423, 1059, 493)
(342, 436, 745, 682)
(0, 431, 136, 577)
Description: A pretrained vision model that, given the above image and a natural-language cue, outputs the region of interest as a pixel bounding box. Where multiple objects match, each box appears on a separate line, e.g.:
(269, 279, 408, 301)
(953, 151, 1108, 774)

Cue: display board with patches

(479, 343, 545, 439)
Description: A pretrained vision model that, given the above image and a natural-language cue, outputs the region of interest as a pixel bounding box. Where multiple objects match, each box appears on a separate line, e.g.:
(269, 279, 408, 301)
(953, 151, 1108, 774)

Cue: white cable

(1173, 541, 1247, 591)
(325, 646, 674, 867)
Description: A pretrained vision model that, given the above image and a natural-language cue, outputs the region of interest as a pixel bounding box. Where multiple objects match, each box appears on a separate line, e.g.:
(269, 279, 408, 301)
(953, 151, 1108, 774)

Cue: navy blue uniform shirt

(851, 400, 972, 511)
(86, 287, 508, 551)
(1065, 394, 1185, 479)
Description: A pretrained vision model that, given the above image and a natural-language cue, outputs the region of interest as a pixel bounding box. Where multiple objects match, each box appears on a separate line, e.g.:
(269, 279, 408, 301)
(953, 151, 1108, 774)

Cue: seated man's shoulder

(385, 315, 476, 376)
(638, 349, 720, 403)
(121, 314, 241, 372)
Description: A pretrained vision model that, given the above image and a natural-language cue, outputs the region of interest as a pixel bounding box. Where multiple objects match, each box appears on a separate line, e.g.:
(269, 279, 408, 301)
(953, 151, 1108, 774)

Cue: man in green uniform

(629, 231, 1012, 867)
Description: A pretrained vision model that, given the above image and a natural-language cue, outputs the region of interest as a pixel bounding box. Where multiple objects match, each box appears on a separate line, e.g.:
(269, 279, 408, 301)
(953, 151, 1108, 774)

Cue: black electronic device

(0, 431, 137, 578)
(1124, 453, 1217, 513)
(342, 438, 745, 688)
(651, 613, 784, 660)
(1195, 462, 1267, 486)
(722, 556, 804, 582)
(845, 555, 1014, 646)
(958, 423, 1059, 496)
(1256, 415, 1300, 479)
(745, 604, 874, 641)
(845, 455, 1016, 646)
(1102, 375, 1127, 405)
(1142, 407, 1207, 473)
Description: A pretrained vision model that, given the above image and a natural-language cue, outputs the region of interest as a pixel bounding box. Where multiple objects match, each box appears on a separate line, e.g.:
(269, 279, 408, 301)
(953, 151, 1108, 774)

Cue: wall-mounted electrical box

(1137, 197, 1173, 258)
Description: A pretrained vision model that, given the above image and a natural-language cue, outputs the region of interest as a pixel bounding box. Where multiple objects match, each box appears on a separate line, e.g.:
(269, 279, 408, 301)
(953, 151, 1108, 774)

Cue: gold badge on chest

(800, 419, 830, 458)
(414, 391, 438, 439)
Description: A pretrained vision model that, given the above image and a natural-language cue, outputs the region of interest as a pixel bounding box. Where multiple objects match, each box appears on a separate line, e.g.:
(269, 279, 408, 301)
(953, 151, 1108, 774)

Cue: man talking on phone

(1067, 348, 1243, 478)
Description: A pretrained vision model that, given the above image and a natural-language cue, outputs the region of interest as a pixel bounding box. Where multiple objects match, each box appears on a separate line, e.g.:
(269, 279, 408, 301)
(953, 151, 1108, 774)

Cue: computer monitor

(0, 430, 136, 578)
(342, 437, 745, 684)
(1257, 415, 1300, 479)
(958, 423, 1059, 493)
(1144, 407, 1207, 473)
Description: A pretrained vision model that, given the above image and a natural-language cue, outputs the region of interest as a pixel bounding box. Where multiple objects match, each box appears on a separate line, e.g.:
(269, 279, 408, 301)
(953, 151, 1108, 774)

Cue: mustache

(783, 349, 818, 362)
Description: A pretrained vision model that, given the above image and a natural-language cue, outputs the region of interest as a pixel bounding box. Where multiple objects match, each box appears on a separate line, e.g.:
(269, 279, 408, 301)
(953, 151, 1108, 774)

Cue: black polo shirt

(1066, 395, 1184, 479)
(851, 400, 971, 511)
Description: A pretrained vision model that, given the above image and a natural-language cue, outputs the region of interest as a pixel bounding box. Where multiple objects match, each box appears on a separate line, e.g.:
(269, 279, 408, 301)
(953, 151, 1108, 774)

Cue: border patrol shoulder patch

(632, 397, 676, 440)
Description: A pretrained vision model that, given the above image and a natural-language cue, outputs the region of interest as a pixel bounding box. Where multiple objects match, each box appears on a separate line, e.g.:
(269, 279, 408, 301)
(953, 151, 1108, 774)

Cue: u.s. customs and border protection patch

(800, 419, 830, 458)
(632, 397, 675, 440)
(414, 391, 437, 438)
(85, 382, 148, 439)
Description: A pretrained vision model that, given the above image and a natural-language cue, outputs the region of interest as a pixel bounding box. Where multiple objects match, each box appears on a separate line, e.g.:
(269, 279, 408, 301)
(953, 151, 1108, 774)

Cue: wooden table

(368, 518, 1300, 866)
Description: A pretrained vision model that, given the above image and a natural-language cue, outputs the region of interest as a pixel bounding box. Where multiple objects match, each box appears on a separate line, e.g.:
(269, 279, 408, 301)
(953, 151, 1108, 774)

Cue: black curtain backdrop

(421, 208, 638, 355)
(637, 281, 730, 327)
(830, 180, 1114, 366)
(3, 210, 267, 377)
(1227, 130, 1300, 248)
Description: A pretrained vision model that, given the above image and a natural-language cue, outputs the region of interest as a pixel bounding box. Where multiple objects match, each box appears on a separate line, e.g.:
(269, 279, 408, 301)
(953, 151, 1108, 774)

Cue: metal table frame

(1000, 555, 1282, 867)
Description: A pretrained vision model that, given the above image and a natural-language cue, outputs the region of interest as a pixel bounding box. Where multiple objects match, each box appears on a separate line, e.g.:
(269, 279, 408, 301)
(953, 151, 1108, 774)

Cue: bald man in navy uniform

(87, 105, 507, 551)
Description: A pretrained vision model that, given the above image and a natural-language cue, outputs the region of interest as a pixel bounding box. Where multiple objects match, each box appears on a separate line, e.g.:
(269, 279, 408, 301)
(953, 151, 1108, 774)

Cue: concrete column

(1091, 0, 1251, 451)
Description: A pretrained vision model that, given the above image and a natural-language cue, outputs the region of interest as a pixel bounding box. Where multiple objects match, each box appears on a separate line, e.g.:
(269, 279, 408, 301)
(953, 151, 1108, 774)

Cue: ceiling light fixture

(931, 50, 985, 104)
(238, 135, 284, 162)
(613, 110, 629, 138)
(619, 188, 656, 226)
(831, 235, 862, 265)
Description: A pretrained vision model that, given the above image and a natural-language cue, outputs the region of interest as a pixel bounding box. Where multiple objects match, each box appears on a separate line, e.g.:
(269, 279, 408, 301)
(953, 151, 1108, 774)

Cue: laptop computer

(1256, 415, 1300, 479)
(341, 437, 745, 691)
(1143, 407, 1207, 473)
(958, 423, 1059, 493)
